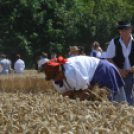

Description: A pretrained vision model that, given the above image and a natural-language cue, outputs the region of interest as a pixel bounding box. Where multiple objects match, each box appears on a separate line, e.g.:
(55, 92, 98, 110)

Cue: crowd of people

(41, 20, 134, 106)
(0, 54, 25, 74)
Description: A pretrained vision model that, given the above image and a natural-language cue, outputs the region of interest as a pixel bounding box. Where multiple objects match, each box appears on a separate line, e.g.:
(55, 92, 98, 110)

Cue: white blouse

(52, 56, 99, 93)
(52, 80, 72, 94)
(52, 56, 100, 93)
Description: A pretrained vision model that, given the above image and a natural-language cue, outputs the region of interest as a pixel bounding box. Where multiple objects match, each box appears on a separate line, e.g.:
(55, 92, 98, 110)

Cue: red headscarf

(42, 56, 68, 80)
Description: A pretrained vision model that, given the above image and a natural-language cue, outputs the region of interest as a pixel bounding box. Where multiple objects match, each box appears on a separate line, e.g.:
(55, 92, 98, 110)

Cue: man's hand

(107, 58, 127, 77)
(119, 69, 127, 77)
(132, 65, 134, 70)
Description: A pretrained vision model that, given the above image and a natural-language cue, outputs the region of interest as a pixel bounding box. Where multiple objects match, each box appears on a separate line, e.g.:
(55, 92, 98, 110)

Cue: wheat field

(0, 70, 134, 134)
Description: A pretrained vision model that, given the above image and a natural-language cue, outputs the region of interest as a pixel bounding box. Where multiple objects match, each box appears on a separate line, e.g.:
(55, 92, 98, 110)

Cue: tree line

(0, 0, 134, 68)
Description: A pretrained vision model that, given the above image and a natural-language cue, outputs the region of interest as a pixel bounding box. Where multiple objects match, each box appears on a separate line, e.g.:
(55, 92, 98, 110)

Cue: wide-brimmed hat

(0, 54, 6, 58)
(69, 46, 80, 53)
(117, 20, 132, 30)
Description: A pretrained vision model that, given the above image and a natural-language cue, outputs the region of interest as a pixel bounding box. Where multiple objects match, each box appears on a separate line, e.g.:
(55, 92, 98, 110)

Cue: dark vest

(112, 35, 134, 69)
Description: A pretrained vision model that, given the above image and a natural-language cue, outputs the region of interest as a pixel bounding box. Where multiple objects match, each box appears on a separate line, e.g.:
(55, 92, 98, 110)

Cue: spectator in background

(38, 53, 49, 73)
(101, 42, 109, 58)
(36, 56, 42, 71)
(37, 56, 42, 65)
(6, 55, 13, 73)
(98, 47, 103, 54)
(69, 46, 80, 57)
(51, 52, 57, 59)
(0, 54, 11, 75)
(14, 54, 25, 74)
(89, 41, 101, 58)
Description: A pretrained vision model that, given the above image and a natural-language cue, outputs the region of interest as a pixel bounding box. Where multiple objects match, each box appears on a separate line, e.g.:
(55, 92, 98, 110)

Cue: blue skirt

(91, 59, 125, 101)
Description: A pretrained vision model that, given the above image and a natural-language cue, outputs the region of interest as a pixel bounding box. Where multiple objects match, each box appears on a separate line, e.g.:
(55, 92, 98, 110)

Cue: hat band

(119, 24, 131, 26)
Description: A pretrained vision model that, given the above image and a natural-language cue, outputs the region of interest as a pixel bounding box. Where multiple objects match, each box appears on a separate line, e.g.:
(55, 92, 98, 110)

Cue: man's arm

(106, 39, 127, 77)
(107, 58, 127, 77)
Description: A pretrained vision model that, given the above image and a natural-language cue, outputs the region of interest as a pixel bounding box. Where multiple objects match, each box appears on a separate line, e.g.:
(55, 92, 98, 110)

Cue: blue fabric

(91, 59, 125, 101)
(89, 50, 97, 57)
(113, 86, 127, 103)
(123, 73, 134, 105)
(92, 51, 97, 57)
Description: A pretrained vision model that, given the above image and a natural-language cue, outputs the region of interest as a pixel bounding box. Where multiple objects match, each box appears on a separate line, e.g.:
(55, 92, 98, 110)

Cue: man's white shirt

(14, 59, 25, 73)
(38, 58, 49, 67)
(101, 51, 107, 58)
(107, 35, 133, 70)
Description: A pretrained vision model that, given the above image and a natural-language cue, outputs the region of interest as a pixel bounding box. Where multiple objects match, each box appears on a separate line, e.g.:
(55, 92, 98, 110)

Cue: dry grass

(0, 70, 55, 93)
(0, 70, 133, 134)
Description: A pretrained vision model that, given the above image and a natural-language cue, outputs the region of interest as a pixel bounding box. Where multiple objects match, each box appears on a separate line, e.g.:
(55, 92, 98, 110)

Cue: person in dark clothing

(107, 20, 134, 105)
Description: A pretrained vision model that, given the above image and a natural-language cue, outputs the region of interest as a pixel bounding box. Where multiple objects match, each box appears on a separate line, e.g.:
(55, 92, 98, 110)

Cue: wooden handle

(126, 69, 134, 73)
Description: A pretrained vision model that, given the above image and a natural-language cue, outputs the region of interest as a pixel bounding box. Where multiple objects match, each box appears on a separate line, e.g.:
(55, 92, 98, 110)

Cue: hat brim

(69, 49, 80, 53)
(0, 55, 6, 58)
(117, 25, 132, 30)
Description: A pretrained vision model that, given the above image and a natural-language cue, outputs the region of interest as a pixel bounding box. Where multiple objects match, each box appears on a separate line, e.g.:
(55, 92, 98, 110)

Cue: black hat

(0, 54, 6, 58)
(117, 20, 132, 30)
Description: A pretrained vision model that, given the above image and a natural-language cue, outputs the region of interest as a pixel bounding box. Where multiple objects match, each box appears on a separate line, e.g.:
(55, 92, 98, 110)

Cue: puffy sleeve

(64, 64, 89, 91)
(52, 80, 71, 94)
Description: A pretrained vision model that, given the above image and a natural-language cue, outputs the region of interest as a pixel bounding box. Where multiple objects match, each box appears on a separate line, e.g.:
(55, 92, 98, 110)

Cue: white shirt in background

(0, 59, 11, 75)
(14, 59, 25, 74)
(101, 51, 107, 58)
(90, 50, 101, 58)
(38, 58, 49, 67)
(107, 35, 133, 70)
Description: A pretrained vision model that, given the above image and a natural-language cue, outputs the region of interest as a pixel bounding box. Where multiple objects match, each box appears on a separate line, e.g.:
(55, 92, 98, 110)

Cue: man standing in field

(107, 20, 134, 105)
(14, 54, 25, 74)
(0, 54, 11, 75)
(51, 52, 57, 59)
(38, 53, 49, 73)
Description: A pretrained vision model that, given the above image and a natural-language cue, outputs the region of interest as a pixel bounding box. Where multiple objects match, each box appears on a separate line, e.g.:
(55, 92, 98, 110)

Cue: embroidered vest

(112, 35, 134, 69)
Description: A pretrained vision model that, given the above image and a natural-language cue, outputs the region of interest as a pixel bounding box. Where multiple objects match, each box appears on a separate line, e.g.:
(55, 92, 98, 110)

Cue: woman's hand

(62, 91, 73, 99)
(80, 89, 89, 101)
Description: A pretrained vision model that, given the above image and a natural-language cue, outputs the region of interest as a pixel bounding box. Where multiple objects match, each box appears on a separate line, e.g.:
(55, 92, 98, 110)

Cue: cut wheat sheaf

(0, 70, 134, 134)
